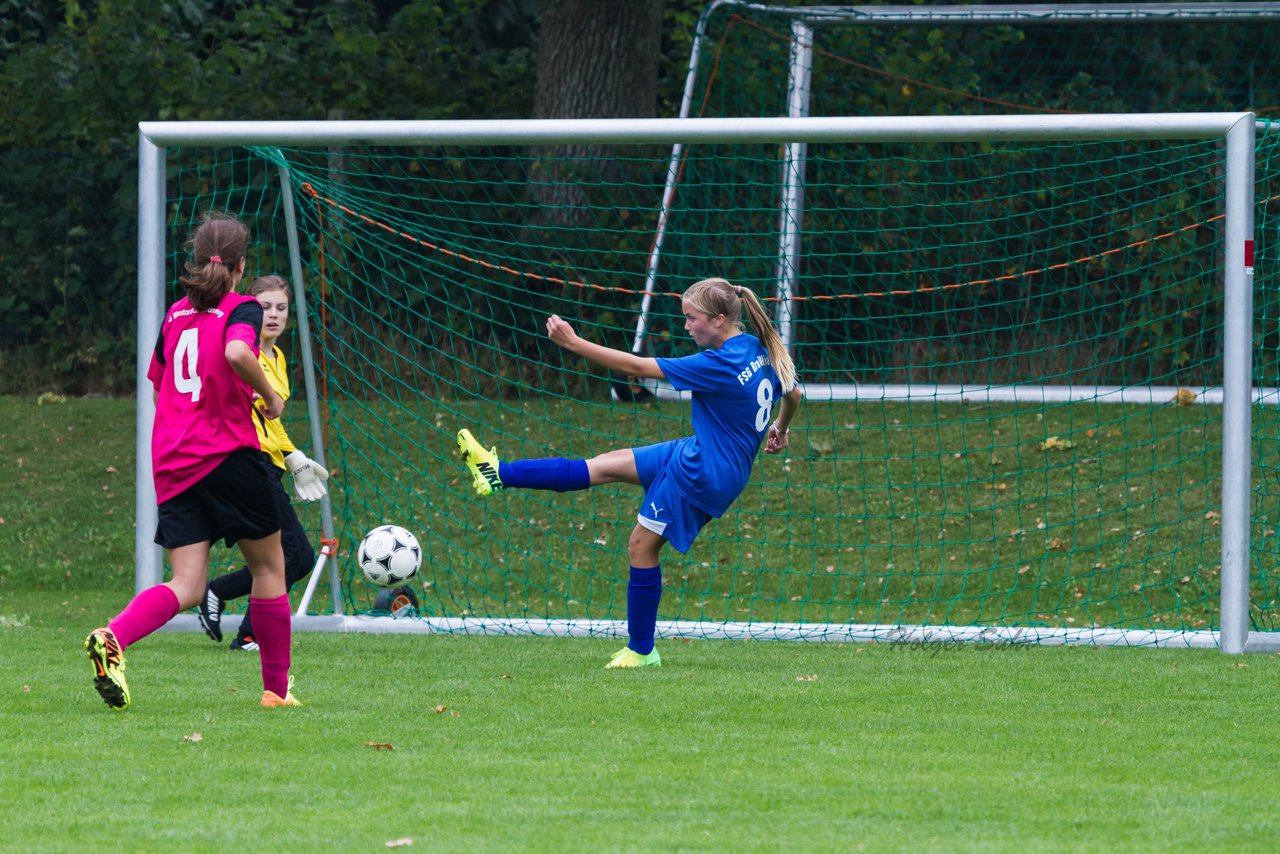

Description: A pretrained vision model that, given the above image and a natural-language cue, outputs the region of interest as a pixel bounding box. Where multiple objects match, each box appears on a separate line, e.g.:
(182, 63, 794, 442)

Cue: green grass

(2, 395, 1278, 848)
(0, 396, 137, 593)
(2, 589, 1278, 851)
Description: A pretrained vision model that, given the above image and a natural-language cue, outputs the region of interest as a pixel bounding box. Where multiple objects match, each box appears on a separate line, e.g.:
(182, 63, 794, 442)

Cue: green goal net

(143, 112, 1278, 648)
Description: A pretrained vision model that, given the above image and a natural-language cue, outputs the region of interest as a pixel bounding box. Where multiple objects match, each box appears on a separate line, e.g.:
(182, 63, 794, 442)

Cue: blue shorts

(632, 438, 712, 554)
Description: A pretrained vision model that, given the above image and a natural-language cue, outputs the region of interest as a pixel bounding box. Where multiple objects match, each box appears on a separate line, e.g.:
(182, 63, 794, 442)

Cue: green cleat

(85, 628, 130, 710)
(604, 646, 662, 669)
(456, 428, 503, 496)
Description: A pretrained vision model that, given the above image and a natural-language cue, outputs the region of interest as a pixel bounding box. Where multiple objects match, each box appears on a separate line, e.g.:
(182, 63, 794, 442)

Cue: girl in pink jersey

(85, 213, 299, 710)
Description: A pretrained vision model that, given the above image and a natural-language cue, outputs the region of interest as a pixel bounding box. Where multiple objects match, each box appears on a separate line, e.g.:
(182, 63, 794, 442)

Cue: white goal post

(135, 112, 1273, 652)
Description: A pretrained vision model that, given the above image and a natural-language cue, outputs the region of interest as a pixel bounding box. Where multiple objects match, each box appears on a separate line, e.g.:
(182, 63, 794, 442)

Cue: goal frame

(136, 113, 1269, 652)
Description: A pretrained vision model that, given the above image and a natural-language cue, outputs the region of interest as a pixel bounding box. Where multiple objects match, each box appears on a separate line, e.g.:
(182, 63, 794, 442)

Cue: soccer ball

(357, 524, 422, 588)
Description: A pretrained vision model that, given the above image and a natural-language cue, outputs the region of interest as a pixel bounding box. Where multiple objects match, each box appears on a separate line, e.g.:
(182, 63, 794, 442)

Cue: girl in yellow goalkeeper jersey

(197, 275, 329, 650)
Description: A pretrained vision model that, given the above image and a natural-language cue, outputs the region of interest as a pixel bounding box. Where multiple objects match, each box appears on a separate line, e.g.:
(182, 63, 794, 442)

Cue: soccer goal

(135, 113, 1280, 653)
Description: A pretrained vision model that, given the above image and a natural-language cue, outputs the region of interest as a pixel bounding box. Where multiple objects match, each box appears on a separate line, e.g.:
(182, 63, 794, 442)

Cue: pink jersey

(146, 292, 264, 503)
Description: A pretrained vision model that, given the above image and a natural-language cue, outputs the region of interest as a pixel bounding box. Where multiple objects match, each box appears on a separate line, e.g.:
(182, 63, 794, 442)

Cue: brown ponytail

(179, 212, 249, 310)
(248, 275, 290, 301)
(683, 277, 798, 392)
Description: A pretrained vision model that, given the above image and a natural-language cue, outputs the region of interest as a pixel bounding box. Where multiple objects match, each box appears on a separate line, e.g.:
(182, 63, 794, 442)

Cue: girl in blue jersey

(458, 277, 802, 668)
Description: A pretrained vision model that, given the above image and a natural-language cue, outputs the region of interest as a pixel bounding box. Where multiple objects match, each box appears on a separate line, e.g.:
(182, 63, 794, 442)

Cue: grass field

(2, 395, 1278, 850)
(3, 588, 1280, 851)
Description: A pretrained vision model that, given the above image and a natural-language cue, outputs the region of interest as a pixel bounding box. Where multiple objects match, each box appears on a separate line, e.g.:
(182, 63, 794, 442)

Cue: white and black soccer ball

(357, 524, 422, 588)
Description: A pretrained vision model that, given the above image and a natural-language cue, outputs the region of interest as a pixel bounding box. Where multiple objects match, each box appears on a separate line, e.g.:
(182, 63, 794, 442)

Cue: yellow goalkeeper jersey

(253, 346, 297, 471)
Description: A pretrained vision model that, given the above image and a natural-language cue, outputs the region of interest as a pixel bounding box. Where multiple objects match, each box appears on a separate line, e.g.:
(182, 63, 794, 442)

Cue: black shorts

(155, 448, 281, 549)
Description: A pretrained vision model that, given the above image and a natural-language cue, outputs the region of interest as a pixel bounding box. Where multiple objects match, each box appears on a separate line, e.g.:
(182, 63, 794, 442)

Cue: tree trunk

(528, 0, 665, 233)
(534, 0, 664, 121)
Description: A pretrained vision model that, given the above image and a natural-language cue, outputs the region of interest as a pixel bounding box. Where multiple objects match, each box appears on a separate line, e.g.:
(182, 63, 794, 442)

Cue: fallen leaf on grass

(434, 705, 448, 714)
(807, 435, 835, 455)
(385, 838, 414, 849)
(796, 674, 819, 682)
(1171, 388, 1197, 407)
(365, 742, 396, 750)
(1039, 436, 1075, 451)
(183, 732, 203, 743)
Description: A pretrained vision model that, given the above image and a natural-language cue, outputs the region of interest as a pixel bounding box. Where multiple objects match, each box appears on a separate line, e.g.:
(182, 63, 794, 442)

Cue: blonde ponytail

(736, 286, 797, 392)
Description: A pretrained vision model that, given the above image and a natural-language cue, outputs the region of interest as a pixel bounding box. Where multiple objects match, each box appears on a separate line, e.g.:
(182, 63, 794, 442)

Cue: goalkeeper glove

(285, 451, 329, 502)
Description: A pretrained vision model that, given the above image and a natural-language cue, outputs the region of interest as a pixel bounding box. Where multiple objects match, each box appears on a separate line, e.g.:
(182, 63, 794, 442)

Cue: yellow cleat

(604, 646, 662, 669)
(85, 628, 130, 710)
(456, 428, 503, 496)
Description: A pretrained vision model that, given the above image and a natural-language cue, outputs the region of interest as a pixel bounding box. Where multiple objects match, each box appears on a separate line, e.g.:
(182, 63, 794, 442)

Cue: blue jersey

(655, 333, 783, 517)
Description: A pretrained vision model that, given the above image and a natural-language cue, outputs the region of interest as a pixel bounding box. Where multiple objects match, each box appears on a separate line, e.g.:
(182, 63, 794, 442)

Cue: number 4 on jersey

(173, 327, 203, 402)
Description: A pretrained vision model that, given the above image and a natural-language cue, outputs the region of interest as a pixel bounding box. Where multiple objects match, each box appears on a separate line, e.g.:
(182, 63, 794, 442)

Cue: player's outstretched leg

(85, 627, 131, 710)
(604, 646, 662, 669)
(457, 428, 503, 496)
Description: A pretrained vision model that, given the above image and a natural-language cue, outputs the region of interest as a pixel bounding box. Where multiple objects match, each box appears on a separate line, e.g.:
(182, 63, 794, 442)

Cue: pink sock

(107, 585, 181, 649)
(250, 594, 292, 697)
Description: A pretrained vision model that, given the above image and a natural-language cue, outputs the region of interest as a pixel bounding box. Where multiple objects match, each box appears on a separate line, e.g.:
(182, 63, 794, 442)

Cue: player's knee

(283, 537, 314, 572)
(628, 528, 662, 565)
(285, 546, 315, 586)
(168, 577, 206, 610)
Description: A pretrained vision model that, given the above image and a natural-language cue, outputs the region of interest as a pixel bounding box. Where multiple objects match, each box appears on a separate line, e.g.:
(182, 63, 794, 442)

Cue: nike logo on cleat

(476, 461, 502, 489)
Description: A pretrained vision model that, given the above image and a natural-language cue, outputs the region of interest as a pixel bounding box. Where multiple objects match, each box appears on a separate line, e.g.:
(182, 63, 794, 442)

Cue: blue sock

(626, 565, 662, 655)
(498, 458, 590, 492)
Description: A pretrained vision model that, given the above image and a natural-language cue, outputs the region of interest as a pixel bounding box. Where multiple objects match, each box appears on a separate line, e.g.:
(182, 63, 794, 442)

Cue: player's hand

(285, 451, 330, 502)
(765, 423, 790, 454)
(259, 390, 285, 420)
(546, 315, 580, 350)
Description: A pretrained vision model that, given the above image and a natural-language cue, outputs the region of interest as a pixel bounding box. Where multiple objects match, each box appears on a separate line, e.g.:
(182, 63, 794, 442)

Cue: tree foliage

(0, 0, 543, 393)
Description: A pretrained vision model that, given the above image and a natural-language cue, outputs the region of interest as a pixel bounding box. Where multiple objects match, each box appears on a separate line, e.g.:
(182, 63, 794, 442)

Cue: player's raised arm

(546, 314, 665, 380)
